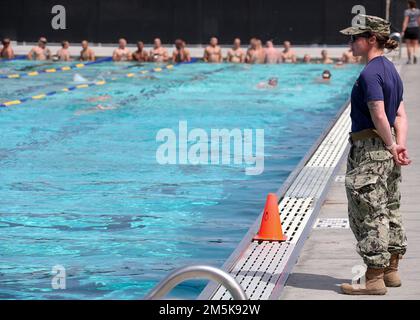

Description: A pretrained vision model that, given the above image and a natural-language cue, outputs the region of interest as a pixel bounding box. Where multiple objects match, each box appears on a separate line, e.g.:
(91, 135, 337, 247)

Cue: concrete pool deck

(280, 62, 420, 300)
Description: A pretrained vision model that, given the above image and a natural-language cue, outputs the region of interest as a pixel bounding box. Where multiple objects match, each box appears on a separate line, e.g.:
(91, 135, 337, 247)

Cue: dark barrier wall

(0, 0, 408, 45)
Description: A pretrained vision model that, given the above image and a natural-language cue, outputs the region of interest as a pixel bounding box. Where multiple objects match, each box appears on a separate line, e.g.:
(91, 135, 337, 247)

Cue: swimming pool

(0, 60, 362, 299)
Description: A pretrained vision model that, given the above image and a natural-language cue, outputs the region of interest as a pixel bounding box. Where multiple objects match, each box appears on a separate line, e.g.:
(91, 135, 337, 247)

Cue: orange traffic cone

(253, 193, 287, 242)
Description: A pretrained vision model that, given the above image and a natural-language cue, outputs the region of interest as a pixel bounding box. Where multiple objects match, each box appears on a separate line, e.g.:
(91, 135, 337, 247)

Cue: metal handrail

(144, 265, 247, 300)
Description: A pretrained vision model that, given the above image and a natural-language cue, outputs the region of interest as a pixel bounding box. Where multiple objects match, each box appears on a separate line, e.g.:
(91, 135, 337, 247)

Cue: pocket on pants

(368, 150, 393, 161)
(345, 173, 379, 191)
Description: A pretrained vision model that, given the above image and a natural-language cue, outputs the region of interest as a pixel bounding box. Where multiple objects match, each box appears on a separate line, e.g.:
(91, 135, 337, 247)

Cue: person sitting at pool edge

(320, 49, 334, 64)
(80, 40, 95, 61)
(132, 41, 149, 62)
(113, 38, 132, 61)
(281, 41, 297, 63)
(227, 38, 245, 63)
(173, 39, 191, 63)
(55, 40, 71, 61)
(246, 38, 266, 64)
(150, 38, 169, 63)
(27, 37, 51, 61)
(302, 54, 312, 63)
(245, 38, 257, 63)
(204, 37, 223, 63)
(265, 40, 280, 64)
(0, 38, 14, 59)
(341, 48, 361, 64)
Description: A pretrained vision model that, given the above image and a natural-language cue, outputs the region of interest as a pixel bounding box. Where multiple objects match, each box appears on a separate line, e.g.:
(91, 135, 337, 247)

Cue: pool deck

(280, 61, 420, 300)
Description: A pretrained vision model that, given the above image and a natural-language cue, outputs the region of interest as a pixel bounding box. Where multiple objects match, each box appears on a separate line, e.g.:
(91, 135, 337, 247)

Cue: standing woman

(340, 15, 412, 295)
(402, 0, 420, 64)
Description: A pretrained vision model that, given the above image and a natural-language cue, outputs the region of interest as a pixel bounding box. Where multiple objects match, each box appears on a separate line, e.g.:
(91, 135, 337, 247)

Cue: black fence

(0, 0, 408, 45)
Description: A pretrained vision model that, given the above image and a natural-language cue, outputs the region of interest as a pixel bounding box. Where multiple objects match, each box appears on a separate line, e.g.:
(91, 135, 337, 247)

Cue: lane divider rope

(0, 62, 182, 108)
(0, 57, 113, 79)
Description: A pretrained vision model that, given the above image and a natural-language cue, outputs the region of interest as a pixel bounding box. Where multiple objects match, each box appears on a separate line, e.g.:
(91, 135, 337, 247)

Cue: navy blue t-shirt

(350, 56, 403, 132)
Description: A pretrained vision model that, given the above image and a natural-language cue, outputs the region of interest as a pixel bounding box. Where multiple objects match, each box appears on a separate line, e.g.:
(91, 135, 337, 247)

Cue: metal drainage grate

(211, 242, 295, 300)
(209, 196, 314, 300)
(313, 218, 349, 229)
(280, 197, 314, 243)
(286, 108, 351, 199)
(200, 104, 352, 300)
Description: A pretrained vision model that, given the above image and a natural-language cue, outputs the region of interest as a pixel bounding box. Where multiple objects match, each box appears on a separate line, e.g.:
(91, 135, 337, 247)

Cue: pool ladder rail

(144, 265, 247, 300)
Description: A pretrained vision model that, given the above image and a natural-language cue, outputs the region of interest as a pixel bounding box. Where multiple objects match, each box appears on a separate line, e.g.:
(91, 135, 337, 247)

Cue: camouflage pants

(345, 136, 407, 268)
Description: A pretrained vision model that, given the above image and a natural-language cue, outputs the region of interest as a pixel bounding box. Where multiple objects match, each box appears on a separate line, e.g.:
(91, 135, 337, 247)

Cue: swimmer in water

(27, 37, 52, 61)
(302, 54, 312, 63)
(96, 104, 116, 111)
(80, 40, 95, 61)
(256, 77, 279, 89)
(227, 38, 245, 63)
(87, 95, 112, 102)
(264, 40, 280, 64)
(204, 37, 223, 63)
(320, 49, 334, 64)
(246, 38, 266, 64)
(0, 38, 15, 59)
(315, 70, 332, 84)
(74, 104, 117, 116)
(322, 70, 332, 80)
(149, 38, 169, 63)
(281, 41, 297, 63)
(73, 73, 90, 84)
(172, 39, 191, 63)
(112, 38, 132, 61)
(132, 41, 149, 62)
(341, 48, 361, 64)
(55, 40, 71, 61)
(76, 95, 116, 115)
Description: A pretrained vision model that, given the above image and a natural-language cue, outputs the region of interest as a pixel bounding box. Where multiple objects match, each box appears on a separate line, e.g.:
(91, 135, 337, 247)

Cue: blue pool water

(0, 60, 362, 299)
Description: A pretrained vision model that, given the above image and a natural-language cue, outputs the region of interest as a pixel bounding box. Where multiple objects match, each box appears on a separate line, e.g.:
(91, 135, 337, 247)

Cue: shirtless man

(203, 37, 222, 63)
(80, 40, 95, 61)
(303, 54, 312, 63)
(87, 95, 112, 103)
(246, 38, 265, 64)
(281, 41, 297, 63)
(245, 38, 257, 63)
(27, 37, 52, 61)
(255, 40, 266, 63)
(320, 49, 334, 64)
(256, 77, 278, 89)
(149, 38, 169, 63)
(172, 39, 191, 63)
(0, 38, 14, 59)
(132, 41, 149, 62)
(341, 48, 360, 64)
(264, 40, 280, 64)
(227, 38, 245, 63)
(113, 38, 132, 61)
(56, 40, 71, 61)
